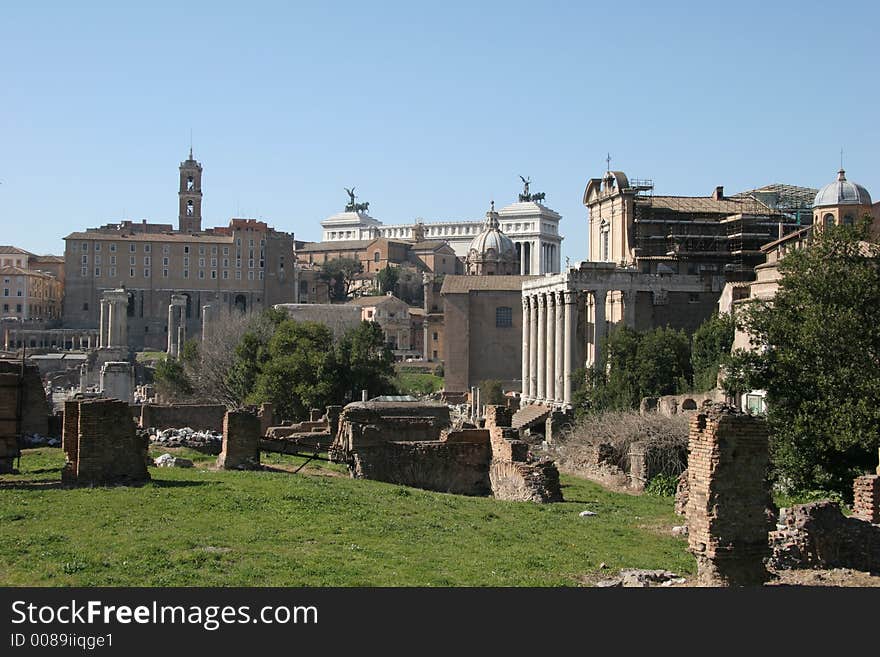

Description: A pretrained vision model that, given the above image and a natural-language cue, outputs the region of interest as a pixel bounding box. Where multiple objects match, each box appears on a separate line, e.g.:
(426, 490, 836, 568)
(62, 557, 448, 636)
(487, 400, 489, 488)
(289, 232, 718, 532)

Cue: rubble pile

(142, 427, 223, 453)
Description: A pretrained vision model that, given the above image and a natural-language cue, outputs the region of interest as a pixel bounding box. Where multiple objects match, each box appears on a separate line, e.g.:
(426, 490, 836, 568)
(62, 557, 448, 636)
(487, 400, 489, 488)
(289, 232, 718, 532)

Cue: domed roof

(468, 203, 516, 258)
(813, 170, 872, 208)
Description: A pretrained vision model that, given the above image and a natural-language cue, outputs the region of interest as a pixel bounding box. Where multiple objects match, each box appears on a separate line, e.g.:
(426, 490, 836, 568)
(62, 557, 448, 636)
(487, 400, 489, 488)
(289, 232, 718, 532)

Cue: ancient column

(107, 299, 117, 347)
(593, 289, 607, 369)
(167, 303, 177, 356)
(546, 292, 556, 406)
(528, 294, 538, 399)
(521, 297, 531, 402)
(536, 293, 546, 402)
(622, 288, 636, 328)
(563, 290, 574, 406)
(99, 299, 107, 348)
(555, 290, 565, 403)
(201, 304, 212, 342)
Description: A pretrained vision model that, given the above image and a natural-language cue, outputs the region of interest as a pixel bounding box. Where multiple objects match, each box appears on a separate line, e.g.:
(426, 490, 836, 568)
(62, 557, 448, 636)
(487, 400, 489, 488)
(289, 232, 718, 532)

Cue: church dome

(466, 203, 518, 275)
(813, 170, 872, 208)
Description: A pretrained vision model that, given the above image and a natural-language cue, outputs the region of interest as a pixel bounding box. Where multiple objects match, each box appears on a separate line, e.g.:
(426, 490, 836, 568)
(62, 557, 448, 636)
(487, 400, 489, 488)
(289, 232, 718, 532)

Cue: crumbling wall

(0, 373, 21, 473)
(217, 410, 260, 470)
(686, 405, 773, 586)
(852, 475, 880, 524)
(628, 440, 688, 492)
(61, 399, 150, 486)
(769, 501, 880, 572)
(140, 404, 227, 432)
(332, 402, 562, 502)
(0, 361, 49, 437)
(640, 391, 724, 417)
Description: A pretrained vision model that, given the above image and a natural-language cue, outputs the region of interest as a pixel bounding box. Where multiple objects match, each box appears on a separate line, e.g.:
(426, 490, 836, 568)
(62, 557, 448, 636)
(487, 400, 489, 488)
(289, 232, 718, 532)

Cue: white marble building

(320, 199, 563, 275)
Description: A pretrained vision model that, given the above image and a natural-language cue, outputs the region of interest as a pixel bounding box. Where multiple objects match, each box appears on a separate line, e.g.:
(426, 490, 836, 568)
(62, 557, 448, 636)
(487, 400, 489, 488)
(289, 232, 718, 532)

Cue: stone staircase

(511, 403, 552, 431)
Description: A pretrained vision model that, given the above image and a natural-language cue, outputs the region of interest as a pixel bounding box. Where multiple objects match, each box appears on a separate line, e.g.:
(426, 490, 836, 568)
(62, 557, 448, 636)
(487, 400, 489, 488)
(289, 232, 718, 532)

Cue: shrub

(645, 473, 679, 497)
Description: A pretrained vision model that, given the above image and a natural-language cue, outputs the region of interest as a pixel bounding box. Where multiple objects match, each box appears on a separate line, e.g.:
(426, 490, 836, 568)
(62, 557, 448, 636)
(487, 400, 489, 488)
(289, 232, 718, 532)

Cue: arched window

(823, 213, 834, 227)
(374, 251, 380, 262)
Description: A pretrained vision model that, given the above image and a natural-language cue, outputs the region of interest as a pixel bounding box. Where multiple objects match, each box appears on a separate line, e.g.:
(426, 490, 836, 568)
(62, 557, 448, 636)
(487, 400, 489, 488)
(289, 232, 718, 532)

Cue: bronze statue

(344, 187, 356, 211)
(519, 175, 530, 197)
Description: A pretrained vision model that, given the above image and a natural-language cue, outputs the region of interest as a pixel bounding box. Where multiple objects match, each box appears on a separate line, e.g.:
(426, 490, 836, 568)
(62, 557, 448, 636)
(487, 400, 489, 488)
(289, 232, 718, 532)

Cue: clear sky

(2, 1, 877, 262)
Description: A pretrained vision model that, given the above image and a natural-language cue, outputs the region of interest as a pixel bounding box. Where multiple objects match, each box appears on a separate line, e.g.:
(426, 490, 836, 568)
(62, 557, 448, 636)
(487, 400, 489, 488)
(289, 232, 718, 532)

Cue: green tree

(691, 312, 735, 392)
(153, 355, 192, 400)
(376, 264, 399, 296)
(334, 320, 398, 401)
(574, 325, 691, 415)
(250, 320, 338, 420)
(726, 219, 880, 498)
(320, 257, 363, 301)
(479, 379, 506, 405)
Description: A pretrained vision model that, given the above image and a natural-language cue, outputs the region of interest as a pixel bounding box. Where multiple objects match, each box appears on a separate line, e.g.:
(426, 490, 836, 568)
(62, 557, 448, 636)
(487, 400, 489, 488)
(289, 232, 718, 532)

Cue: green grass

(394, 371, 444, 395)
(0, 448, 693, 586)
(136, 350, 165, 363)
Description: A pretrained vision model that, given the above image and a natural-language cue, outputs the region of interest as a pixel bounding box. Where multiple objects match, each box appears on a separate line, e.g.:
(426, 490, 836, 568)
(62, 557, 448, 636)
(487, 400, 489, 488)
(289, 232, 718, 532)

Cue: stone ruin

(0, 361, 51, 473)
(62, 398, 150, 486)
(685, 404, 775, 586)
(330, 401, 563, 502)
(217, 410, 261, 470)
(260, 405, 344, 454)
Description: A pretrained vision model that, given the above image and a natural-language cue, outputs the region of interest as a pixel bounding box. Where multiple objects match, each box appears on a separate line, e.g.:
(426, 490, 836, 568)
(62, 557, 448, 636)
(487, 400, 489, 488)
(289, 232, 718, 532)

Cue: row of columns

(522, 288, 615, 408)
(3, 330, 98, 351)
(514, 241, 562, 275)
(98, 290, 129, 349)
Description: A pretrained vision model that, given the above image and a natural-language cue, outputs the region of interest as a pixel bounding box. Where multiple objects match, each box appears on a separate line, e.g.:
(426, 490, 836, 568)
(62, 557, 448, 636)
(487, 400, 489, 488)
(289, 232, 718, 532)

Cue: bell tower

(178, 148, 203, 233)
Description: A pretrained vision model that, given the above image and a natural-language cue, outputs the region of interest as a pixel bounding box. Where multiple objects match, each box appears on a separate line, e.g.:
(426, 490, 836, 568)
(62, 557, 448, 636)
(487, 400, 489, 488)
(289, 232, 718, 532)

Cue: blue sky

(1, 1, 877, 262)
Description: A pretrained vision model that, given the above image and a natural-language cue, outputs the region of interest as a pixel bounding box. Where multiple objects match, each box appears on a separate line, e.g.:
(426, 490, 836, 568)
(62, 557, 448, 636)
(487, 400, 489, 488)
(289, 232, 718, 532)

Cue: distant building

(347, 293, 415, 353)
(0, 246, 64, 322)
(319, 179, 563, 275)
(62, 151, 299, 350)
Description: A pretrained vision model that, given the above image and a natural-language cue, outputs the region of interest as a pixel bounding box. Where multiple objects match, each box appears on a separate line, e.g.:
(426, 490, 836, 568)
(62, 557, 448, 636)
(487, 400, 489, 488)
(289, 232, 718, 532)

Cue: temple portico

(521, 262, 713, 410)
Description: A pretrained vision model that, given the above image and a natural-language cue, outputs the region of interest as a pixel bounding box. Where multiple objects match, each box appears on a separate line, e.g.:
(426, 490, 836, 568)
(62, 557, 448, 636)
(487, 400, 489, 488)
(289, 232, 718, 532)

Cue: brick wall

(0, 361, 49, 436)
(217, 410, 260, 470)
(686, 404, 773, 586)
(61, 399, 150, 486)
(852, 475, 880, 524)
(0, 373, 20, 473)
(140, 404, 227, 432)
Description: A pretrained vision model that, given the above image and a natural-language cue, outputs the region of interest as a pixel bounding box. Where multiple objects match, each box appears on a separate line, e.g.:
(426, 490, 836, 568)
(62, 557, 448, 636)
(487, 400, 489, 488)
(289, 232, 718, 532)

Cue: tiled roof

(297, 240, 371, 252)
(0, 246, 34, 255)
(64, 231, 234, 243)
(440, 275, 539, 294)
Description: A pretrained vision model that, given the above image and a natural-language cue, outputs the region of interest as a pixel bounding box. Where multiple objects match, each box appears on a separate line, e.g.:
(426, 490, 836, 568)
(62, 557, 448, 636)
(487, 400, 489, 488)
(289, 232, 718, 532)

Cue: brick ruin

(852, 475, 880, 524)
(217, 410, 261, 470)
(330, 402, 562, 502)
(685, 404, 774, 586)
(0, 361, 51, 473)
(260, 405, 343, 454)
(769, 500, 880, 573)
(62, 398, 150, 486)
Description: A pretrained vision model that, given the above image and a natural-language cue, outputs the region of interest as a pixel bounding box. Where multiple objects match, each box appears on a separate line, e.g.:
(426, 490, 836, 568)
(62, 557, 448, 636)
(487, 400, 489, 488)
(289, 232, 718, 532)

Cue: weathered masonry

(0, 361, 50, 473)
(521, 262, 717, 409)
(62, 398, 150, 486)
(685, 404, 773, 586)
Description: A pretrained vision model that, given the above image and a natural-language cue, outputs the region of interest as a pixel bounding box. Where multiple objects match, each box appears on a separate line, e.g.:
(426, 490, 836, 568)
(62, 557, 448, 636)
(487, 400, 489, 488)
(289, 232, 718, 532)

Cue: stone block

(217, 411, 261, 470)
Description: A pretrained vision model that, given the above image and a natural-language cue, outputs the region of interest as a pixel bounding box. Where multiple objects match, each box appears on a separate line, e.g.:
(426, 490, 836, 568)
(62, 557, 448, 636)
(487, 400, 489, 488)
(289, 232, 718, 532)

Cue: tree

(320, 257, 363, 301)
(153, 355, 192, 400)
(479, 379, 506, 405)
(574, 325, 691, 416)
(334, 320, 397, 401)
(691, 312, 735, 392)
(726, 219, 880, 498)
(376, 264, 399, 296)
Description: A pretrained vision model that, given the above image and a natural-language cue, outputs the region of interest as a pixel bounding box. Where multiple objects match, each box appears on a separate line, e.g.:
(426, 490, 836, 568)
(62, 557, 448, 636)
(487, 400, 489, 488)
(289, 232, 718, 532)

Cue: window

(163, 245, 170, 254)
(211, 246, 217, 255)
(16, 304, 22, 313)
(109, 267, 116, 277)
(16, 289, 22, 296)
(2, 304, 7, 313)
(81, 242, 88, 251)
(81, 267, 87, 277)
(130, 244, 136, 253)
(95, 255, 102, 265)
(184, 269, 189, 279)
(199, 258, 205, 267)
(223, 258, 229, 267)
(110, 255, 116, 265)
(222, 270, 229, 279)
(843, 215, 855, 226)
(144, 268, 150, 278)
(199, 270, 205, 279)
(823, 213, 834, 227)
(211, 258, 217, 267)
(2, 288, 7, 296)
(248, 271, 254, 280)
(94, 243, 101, 252)
(129, 256, 136, 266)
(184, 246, 190, 254)
(223, 247, 229, 256)
(163, 269, 168, 278)
(144, 256, 151, 266)
(162, 257, 169, 266)
(184, 256, 190, 267)
(211, 270, 217, 279)
(433, 332, 438, 341)
(130, 268, 135, 277)
(496, 306, 513, 327)
(235, 271, 242, 280)
(82, 302, 88, 311)
(199, 246, 205, 255)
(374, 251, 380, 262)
(81, 255, 88, 264)
(259, 271, 264, 280)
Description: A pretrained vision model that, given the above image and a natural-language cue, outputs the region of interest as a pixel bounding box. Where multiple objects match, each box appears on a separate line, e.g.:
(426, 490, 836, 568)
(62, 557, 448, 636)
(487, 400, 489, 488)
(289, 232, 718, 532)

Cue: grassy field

(0, 448, 692, 586)
(393, 371, 445, 395)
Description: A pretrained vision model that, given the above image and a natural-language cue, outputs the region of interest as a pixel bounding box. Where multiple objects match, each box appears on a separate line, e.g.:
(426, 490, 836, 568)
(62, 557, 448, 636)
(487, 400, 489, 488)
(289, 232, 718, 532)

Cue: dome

(466, 203, 518, 275)
(468, 206, 516, 257)
(813, 170, 872, 208)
